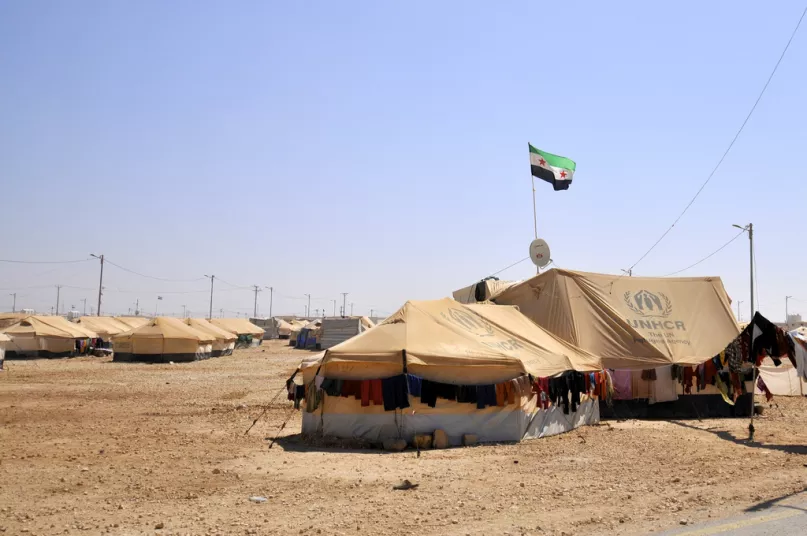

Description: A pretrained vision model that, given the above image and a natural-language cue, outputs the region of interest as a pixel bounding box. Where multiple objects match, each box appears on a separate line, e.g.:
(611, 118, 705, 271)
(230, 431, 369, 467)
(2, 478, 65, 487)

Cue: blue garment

(407, 374, 422, 397)
(476, 384, 497, 409)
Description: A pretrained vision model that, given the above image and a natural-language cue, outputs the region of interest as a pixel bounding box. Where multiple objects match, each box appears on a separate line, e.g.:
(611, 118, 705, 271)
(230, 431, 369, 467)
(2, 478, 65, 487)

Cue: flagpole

(531, 176, 538, 240)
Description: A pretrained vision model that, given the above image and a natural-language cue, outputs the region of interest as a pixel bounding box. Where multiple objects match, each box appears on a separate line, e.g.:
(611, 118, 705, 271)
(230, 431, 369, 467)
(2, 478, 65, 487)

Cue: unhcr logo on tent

(442, 308, 495, 337)
(623, 290, 673, 318)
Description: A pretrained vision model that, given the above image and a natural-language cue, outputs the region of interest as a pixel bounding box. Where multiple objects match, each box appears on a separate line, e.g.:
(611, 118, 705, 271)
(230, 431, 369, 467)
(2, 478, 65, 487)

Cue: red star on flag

(559, 170, 567, 178)
(538, 158, 546, 166)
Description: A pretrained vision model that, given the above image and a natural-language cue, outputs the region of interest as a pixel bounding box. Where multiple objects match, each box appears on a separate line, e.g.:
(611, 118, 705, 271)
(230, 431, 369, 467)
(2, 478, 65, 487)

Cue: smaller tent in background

(319, 316, 375, 350)
(1, 316, 96, 358)
(111, 317, 214, 363)
(275, 318, 294, 339)
(296, 319, 322, 350)
(74, 316, 131, 346)
(288, 319, 308, 346)
(209, 318, 264, 348)
(453, 277, 519, 304)
(185, 318, 236, 356)
(115, 317, 151, 330)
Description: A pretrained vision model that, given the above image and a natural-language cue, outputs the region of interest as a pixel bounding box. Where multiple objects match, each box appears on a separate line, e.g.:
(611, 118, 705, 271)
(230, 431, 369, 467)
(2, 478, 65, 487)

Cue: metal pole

(332, 300, 336, 317)
(350, 303, 354, 316)
(11, 293, 16, 313)
(736, 301, 743, 323)
(95, 254, 104, 316)
(305, 294, 311, 319)
(748, 223, 757, 440)
(268, 287, 273, 318)
(531, 175, 538, 240)
(252, 285, 260, 318)
(786, 296, 791, 330)
(81, 298, 86, 316)
(182, 305, 186, 318)
(55, 285, 61, 315)
(341, 293, 348, 318)
(207, 275, 215, 320)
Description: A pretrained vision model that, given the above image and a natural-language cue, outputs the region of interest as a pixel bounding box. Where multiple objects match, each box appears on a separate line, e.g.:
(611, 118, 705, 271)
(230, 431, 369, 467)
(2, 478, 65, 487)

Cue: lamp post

(733, 223, 756, 439)
(265, 286, 273, 318)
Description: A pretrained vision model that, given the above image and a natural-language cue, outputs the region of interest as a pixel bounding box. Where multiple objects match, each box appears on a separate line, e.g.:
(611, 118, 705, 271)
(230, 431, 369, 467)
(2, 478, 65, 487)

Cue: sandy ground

(1, 340, 807, 536)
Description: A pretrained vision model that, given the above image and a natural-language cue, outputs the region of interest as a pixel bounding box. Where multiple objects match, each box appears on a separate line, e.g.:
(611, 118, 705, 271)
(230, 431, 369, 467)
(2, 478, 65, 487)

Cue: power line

(490, 257, 530, 278)
(625, 5, 807, 274)
(104, 259, 206, 283)
(663, 230, 745, 276)
(0, 258, 90, 264)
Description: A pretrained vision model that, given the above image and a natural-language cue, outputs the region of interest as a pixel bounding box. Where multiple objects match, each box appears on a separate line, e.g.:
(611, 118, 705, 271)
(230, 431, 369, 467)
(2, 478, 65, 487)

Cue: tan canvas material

(310, 298, 601, 384)
(494, 269, 740, 369)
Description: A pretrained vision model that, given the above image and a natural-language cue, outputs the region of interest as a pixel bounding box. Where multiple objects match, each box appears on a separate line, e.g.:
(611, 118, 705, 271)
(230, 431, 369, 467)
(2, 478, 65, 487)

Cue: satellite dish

(529, 238, 551, 268)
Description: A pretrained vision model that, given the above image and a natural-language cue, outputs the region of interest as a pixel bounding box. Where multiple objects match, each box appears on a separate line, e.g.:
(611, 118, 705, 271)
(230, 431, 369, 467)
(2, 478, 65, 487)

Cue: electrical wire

(0, 258, 91, 264)
(489, 257, 530, 278)
(663, 230, 746, 276)
(104, 259, 206, 283)
(625, 5, 807, 274)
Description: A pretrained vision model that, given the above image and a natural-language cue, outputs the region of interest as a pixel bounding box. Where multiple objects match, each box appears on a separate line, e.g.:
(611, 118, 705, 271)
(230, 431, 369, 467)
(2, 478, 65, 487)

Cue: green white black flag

(529, 144, 576, 191)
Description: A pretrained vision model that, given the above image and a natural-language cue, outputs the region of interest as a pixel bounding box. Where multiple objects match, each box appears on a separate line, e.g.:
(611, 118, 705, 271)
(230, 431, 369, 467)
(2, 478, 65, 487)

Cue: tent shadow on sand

(668, 420, 807, 456)
(270, 433, 397, 455)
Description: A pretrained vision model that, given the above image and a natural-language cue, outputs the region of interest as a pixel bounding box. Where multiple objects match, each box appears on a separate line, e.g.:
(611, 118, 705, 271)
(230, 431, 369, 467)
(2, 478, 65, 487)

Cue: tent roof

(1, 315, 96, 339)
(209, 318, 264, 336)
(493, 268, 740, 369)
(185, 318, 238, 342)
(75, 316, 131, 337)
(312, 298, 601, 383)
(115, 317, 152, 329)
(110, 317, 215, 343)
(0, 333, 11, 342)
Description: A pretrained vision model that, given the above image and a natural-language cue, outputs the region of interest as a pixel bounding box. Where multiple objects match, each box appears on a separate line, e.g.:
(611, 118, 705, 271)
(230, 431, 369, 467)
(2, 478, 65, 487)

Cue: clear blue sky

(1, 1, 805, 321)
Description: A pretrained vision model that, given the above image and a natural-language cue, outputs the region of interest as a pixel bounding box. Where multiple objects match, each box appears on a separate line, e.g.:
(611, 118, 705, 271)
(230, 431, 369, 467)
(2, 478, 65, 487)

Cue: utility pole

(135, 298, 140, 316)
(251, 285, 261, 318)
(350, 302, 354, 316)
(182, 305, 187, 318)
(733, 222, 756, 439)
(331, 299, 336, 317)
(55, 285, 62, 315)
(736, 301, 743, 323)
(370, 308, 374, 320)
(10, 293, 16, 313)
(786, 296, 792, 330)
(204, 275, 215, 320)
(81, 298, 87, 316)
(265, 286, 273, 318)
(90, 254, 104, 316)
(219, 308, 223, 318)
(155, 296, 163, 316)
(621, 268, 632, 277)
(304, 294, 311, 319)
(341, 292, 348, 318)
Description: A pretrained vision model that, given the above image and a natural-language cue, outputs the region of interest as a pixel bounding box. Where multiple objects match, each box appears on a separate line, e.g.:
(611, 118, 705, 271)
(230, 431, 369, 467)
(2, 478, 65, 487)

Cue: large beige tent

(74, 316, 131, 340)
(185, 318, 236, 356)
(1, 316, 96, 358)
(111, 317, 214, 363)
(299, 298, 602, 445)
(493, 269, 740, 370)
(209, 318, 264, 348)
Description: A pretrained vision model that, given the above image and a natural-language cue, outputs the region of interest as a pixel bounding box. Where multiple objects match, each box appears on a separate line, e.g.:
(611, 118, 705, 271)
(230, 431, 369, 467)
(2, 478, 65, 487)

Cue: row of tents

(0, 313, 266, 363)
(294, 268, 795, 446)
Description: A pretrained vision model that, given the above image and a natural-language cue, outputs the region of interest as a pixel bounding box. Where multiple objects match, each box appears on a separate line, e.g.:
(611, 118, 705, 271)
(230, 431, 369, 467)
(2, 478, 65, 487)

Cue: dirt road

(1, 341, 806, 535)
